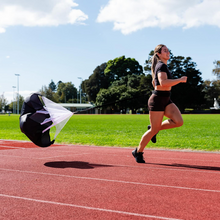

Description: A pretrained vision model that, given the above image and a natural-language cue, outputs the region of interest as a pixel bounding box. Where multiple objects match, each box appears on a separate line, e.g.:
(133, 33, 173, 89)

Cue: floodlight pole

(12, 86, 16, 114)
(78, 77, 83, 104)
(15, 74, 20, 114)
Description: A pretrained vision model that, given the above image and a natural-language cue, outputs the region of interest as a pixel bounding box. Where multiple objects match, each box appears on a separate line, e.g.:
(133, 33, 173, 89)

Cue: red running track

(0, 139, 220, 220)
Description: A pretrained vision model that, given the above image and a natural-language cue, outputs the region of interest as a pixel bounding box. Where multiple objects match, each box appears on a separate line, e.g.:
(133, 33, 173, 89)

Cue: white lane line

(0, 193, 182, 220)
(1, 168, 220, 193)
(147, 156, 220, 163)
(0, 153, 90, 160)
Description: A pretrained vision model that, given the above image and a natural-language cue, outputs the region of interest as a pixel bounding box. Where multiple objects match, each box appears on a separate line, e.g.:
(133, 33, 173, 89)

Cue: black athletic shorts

(148, 90, 173, 111)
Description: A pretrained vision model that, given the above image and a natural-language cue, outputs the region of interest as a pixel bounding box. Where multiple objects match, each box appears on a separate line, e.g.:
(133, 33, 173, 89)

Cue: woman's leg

(136, 103, 183, 154)
(137, 111, 164, 152)
(160, 103, 183, 130)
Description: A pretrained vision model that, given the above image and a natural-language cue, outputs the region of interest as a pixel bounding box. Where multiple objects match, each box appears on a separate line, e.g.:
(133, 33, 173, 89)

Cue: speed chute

(20, 93, 73, 147)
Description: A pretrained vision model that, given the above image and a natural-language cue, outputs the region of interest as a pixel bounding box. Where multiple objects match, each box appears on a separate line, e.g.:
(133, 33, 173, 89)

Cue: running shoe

(132, 148, 145, 163)
(148, 125, 157, 143)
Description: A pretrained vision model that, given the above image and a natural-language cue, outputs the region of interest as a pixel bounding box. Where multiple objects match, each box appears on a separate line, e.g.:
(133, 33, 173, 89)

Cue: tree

(96, 74, 153, 113)
(18, 95, 24, 113)
(202, 60, 220, 108)
(202, 80, 220, 108)
(144, 50, 154, 73)
(8, 94, 24, 114)
(211, 80, 220, 100)
(139, 74, 154, 96)
(83, 56, 144, 104)
(94, 55, 153, 113)
(119, 88, 142, 113)
(212, 60, 220, 79)
(82, 63, 108, 102)
(39, 85, 59, 102)
(57, 82, 77, 103)
(96, 85, 127, 113)
(104, 56, 143, 84)
(49, 80, 57, 92)
(169, 56, 204, 112)
(0, 93, 8, 112)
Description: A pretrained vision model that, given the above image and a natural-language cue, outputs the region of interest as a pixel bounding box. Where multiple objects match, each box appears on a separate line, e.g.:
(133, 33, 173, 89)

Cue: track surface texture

(1, 139, 220, 220)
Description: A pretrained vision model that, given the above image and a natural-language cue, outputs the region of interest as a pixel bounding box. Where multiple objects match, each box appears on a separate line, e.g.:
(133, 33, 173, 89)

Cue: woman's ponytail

(150, 44, 165, 81)
(151, 54, 159, 81)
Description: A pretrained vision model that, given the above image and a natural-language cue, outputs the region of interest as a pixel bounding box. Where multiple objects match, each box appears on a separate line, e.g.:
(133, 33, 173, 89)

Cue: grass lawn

(0, 114, 220, 151)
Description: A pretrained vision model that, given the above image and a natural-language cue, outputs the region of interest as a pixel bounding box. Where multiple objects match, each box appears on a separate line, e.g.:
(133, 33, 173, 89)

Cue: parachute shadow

(44, 161, 114, 169)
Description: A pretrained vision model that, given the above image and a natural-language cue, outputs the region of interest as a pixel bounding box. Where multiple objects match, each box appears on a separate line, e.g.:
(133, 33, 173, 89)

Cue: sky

(0, 0, 220, 103)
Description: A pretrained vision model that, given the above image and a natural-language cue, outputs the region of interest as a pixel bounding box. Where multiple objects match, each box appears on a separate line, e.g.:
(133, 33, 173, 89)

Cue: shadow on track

(146, 162, 220, 171)
(44, 161, 114, 169)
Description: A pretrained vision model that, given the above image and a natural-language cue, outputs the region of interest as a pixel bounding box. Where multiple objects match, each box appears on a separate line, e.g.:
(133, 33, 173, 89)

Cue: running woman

(132, 44, 187, 163)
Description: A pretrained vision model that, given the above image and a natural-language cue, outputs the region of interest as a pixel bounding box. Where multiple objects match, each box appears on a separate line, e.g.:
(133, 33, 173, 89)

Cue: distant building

(210, 98, 220, 110)
(59, 103, 95, 113)
(214, 98, 220, 109)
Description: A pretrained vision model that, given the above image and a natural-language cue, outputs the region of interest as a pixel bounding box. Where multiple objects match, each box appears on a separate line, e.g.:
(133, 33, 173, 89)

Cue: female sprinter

(132, 44, 187, 163)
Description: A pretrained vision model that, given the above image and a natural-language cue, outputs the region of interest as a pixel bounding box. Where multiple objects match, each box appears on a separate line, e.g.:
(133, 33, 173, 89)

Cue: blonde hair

(151, 44, 165, 81)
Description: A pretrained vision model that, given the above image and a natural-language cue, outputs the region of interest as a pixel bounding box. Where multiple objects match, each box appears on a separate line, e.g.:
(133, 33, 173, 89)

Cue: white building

(59, 103, 94, 113)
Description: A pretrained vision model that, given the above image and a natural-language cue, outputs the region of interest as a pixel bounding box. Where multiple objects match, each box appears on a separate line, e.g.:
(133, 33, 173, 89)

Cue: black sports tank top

(154, 61, 172, 86)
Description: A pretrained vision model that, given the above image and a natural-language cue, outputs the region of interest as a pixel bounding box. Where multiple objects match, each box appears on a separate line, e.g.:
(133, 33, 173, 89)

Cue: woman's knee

(175, 118, 183, 127)
(150, 126, 160, 135)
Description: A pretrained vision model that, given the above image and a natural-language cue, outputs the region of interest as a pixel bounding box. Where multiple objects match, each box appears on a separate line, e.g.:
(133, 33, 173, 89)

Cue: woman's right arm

(158, 72, 187, 87)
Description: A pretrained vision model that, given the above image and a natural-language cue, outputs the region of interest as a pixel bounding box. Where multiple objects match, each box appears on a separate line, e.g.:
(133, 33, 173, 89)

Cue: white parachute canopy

(39, 96, 73, 139)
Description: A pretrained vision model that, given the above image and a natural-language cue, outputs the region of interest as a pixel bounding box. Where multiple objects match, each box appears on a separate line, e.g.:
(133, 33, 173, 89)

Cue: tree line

(82, 53, 220, 113)
(1, 52, 220, 113)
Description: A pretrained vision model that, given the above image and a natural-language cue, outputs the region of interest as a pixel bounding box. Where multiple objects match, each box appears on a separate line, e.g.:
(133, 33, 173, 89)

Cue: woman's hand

(180, 76, 187, 83)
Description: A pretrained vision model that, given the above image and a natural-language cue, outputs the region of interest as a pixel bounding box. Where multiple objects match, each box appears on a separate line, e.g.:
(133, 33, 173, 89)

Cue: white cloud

(0, 27, 6, 33)
(0, 0, 88, 33)
(6, 56, 10, 58)
(97, 0, 220, 34)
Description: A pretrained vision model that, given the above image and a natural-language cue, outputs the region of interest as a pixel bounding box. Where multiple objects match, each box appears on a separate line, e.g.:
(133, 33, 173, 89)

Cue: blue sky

(0, 0, 220, 103)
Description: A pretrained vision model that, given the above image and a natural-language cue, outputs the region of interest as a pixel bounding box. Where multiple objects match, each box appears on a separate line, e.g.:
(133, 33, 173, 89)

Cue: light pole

(12, 86, 16, 114)
(78, 77, 83, 104)
(15, 74, 20, 114)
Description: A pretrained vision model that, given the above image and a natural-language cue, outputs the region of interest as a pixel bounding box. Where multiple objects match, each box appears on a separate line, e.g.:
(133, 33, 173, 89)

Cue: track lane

(1, 140, 220, 219)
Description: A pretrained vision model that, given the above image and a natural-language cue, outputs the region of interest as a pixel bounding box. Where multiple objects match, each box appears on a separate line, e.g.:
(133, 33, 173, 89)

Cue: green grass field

(0, 114, 220, 151)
